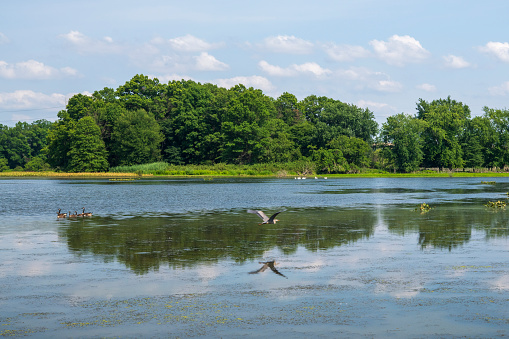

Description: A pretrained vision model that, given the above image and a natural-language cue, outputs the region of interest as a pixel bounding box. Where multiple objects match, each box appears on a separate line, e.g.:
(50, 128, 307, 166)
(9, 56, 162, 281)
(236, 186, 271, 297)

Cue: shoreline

(2, 171, 509, 178)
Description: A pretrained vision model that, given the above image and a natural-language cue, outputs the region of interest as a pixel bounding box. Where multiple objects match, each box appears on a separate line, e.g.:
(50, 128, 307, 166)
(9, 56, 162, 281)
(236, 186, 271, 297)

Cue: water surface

(0, 177, 508, 337)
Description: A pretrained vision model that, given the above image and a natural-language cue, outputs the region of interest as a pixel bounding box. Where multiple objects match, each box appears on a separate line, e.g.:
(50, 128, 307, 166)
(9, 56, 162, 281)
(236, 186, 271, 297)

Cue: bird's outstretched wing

(249, 260, 287, 278)
(269, 265, 287, 278)
(268, 211, 283, 223)
(248, 262, 269, 274)
(247, 209, 269, 222)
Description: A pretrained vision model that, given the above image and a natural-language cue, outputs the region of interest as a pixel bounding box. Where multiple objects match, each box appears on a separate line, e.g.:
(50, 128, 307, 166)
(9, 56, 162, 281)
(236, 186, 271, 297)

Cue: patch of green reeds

(108, 160, 317, 176)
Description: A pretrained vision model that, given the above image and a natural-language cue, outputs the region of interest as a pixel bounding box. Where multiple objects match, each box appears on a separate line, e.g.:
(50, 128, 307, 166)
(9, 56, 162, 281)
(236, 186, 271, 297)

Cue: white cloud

(375, 80, 403, 92)
(169, 34, 219, 52)
(293, 62, 331, 77)
(443, 54, 470, 69)
(258, 61, 292, 76)
(194, 52, 229, 71)
(479, 41, 509, 62)
(60, 66, 79, 76)
(259, 60, 331, 77)
(0, 60, 78, 79)
(335, 67, 370, 80)
(262, 35, 314, 54)
(60, 30, 124, 54)
(335, 67, 401, 93)
(323, 43, 370, 62)
(488, 81, 509, 96)
(357, 100, 391, 110)
(369, 35, 430, 66)
(417, 83, 437, 92)
(0, 32, 9, 44)
(0, 90, 66, 110)
(215, 75, 274, 92)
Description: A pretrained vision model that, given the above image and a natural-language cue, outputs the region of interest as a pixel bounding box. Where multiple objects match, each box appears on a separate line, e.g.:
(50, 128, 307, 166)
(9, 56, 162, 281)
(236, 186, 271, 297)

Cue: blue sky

(1, 0, 509, 127)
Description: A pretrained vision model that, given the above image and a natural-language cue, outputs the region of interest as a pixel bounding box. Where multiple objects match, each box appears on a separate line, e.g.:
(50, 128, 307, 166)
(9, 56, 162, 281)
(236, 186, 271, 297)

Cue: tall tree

(460, 116, 488, 168)
(381, 113, 425, 172)
(313, 148, 349, 174)
(0, 123, 29, 169)
(67, 116, 109, 172)
(327, 135, 371, 169)
(221, 85, 276, 164)
(319, 101, 378, 142)
(482, 107, 509, 167)
(44, 111, 75, 171)
(110, 109, 164, 166)
(275, 92, 303, 126)
(298, 95, 333, 124)
(416, 96, 470, 168)
(115, 74, 168, 118)
(259, 118, 299, 163)
(67, 93, 94, 121)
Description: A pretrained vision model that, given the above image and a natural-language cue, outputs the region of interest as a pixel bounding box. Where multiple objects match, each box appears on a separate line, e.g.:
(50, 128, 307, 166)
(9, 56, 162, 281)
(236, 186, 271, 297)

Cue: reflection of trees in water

(59, 208, 376, 275)
(384, 204, 509, 250)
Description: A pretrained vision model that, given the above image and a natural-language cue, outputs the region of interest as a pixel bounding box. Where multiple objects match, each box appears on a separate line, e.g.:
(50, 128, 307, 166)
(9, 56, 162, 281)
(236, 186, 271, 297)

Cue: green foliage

(381, 113, 425, 172)
(67, 116, 109, 172)
(115, 74, 168, 117)
(45, 115, 74, 171)
(313, 148, 349, 174)
(11, 75, 509, 174)
(0, 157, 9, 172)
(327, 135, 371, 168)
(461, 116, 486, 168)
(110, 109, 164, 166)
(481, 107, 509, 167)
(110, 161, 169, 174)
(110, 161, 317, 176)
(0, 120, 52, 170)
(276, 92, 303, 125)
(24, 156, 50, 172)
(67, 94, 94, 121)
(417, 96, 470, 168)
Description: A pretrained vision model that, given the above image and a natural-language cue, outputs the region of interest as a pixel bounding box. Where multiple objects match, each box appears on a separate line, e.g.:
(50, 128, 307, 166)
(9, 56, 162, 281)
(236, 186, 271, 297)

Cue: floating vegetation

(417, 202, 432, 213)
(481, 181, 496, 184)
(485, 200, 506, 209)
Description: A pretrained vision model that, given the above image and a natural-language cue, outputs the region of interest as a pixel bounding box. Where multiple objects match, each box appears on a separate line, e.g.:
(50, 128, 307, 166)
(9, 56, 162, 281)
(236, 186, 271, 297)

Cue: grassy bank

(108, 161, 316, 177)
(3, 161, 509, 178)
(0, 171, 143, 178)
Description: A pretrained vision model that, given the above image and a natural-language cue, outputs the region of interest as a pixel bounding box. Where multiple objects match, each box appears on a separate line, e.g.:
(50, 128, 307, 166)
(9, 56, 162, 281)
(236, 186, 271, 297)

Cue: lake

(0, 176, 508, 338)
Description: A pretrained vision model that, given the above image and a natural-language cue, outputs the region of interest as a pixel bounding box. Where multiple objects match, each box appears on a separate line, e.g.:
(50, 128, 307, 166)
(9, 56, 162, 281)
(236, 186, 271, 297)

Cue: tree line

(1, 74, 508, 173)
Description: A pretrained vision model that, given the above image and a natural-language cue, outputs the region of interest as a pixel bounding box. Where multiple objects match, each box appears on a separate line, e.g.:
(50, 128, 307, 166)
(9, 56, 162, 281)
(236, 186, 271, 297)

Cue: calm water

(0, 177, 508, 338)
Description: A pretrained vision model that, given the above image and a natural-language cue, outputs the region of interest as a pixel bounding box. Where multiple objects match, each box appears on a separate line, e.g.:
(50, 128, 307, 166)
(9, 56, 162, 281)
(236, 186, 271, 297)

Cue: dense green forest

(1, 74, 509, 174)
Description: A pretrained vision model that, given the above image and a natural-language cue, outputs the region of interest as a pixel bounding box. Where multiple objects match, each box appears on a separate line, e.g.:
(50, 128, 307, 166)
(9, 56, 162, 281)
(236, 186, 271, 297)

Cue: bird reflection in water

(249, 260, 287, 279)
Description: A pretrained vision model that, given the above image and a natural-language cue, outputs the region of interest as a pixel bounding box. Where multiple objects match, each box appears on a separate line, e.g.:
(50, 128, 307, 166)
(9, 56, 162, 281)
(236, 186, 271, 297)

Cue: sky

(2, 0, 509, 127)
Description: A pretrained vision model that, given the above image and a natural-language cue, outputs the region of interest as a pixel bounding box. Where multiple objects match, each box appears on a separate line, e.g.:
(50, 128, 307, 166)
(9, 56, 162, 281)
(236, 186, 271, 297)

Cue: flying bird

(247, 209, 283, 224)
(249, 260, 287, 278)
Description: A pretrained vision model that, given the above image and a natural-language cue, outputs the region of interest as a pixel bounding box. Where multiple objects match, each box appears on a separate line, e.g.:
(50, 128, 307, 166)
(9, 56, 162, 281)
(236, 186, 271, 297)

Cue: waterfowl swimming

(57, 209, 67, 218)
(81, 207, 92, 217)
(68, 211, 78, 218)
(247, 209, 283, 224)
(249, 260, 287, 278)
